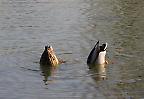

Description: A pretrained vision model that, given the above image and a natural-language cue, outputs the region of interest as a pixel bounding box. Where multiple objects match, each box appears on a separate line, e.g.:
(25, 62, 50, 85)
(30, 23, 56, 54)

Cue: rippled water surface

(0, 0, 144, 99)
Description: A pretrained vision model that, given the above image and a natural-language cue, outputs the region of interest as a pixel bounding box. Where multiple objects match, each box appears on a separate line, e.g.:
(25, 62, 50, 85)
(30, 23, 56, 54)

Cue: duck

(87, 41, 108, 65)
(40, 46, 59, 66)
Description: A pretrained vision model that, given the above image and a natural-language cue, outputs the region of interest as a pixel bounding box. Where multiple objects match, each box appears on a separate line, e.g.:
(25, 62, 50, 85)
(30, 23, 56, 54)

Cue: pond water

(0, 0, 144, 99)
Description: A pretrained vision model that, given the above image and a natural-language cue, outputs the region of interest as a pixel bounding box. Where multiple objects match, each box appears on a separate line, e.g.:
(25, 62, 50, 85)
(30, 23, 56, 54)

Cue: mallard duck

(87, 41, 108, 65)
(40, 46, 59, 66)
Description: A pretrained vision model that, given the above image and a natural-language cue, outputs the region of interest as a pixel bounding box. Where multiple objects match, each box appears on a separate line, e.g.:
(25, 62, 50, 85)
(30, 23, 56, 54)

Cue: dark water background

(0, 0, 144, 99)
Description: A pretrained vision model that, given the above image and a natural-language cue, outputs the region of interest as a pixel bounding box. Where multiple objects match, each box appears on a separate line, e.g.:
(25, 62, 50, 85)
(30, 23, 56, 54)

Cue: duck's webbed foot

(105, 60, 109, 64)
(58, 58, 66, 64)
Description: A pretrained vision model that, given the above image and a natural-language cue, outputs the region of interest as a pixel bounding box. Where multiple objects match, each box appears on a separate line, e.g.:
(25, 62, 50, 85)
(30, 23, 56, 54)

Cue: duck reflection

(88, 64, 107, 81)
(40, 64, 57, 85)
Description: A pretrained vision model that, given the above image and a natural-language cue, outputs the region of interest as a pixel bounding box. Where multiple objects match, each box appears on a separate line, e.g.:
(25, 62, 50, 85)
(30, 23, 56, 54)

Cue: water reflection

(40, 65, 57, 85)
(88, 64, 107, 81)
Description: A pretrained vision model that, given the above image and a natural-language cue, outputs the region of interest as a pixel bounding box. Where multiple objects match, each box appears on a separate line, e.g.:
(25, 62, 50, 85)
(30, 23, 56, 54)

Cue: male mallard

(87, 41, 108, 65)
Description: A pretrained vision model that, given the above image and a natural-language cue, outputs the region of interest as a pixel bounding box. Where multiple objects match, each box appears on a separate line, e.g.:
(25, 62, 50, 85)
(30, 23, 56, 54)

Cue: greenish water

(0, 0, 143, 99)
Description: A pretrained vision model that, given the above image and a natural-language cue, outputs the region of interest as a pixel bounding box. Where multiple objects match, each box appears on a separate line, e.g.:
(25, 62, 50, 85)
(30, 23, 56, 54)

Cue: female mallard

(87, 41, 108, 65)
(40, 46, 59, 66)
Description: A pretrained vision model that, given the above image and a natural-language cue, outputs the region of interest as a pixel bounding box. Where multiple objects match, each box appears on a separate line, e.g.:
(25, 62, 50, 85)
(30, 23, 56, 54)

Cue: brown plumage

(40, 46, 59, 66)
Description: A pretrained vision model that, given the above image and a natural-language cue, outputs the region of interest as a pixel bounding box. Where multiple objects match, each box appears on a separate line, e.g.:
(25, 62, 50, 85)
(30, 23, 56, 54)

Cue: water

(0, 0, 144, 99)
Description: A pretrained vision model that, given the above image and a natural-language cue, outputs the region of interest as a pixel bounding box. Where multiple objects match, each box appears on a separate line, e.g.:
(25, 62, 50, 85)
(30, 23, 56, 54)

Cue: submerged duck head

(40, 45, 59, 66)
(87, 41, 108, 65)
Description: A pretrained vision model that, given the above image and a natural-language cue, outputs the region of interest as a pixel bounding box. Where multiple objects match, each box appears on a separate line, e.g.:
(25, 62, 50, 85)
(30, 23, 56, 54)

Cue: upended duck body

(40, 46, 59, 66)
(87, 41, 108, 65)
